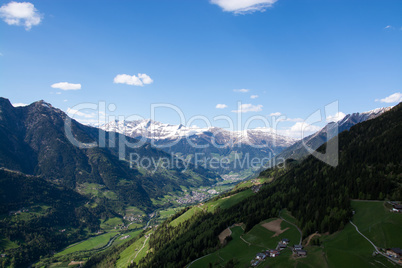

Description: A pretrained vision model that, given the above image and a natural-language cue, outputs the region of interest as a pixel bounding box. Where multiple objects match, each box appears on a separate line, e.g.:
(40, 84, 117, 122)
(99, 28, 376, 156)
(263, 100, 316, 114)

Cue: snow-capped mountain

(271, 106, 393, 165)
(101, 119, 295, 146)
(100, 120, 296, 176)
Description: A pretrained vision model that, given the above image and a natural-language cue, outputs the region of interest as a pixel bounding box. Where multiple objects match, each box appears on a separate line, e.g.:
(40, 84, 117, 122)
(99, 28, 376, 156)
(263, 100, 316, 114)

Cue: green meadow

(170, 189, 254, 227)
(191, 218, 301, 268)
(189, 200, 401, 268)
(55, 232, 118, 256)
(117, 231, 152, 268)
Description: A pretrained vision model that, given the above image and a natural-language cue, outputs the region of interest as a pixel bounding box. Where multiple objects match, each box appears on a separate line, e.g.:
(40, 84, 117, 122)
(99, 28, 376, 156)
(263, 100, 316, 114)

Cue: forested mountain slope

(0, 169, 99, 267)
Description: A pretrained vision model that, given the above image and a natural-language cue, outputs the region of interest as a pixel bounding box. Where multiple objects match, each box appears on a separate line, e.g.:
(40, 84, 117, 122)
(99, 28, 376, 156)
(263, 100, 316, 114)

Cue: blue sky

(1, 0, 401, 138)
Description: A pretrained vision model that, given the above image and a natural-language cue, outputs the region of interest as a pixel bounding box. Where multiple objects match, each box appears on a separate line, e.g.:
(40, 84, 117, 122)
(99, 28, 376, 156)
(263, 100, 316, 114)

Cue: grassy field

(128, 223, 143, 230)
(170, 206, 203, 227)
(55, 232, 118, 256)
(191, 218, 301, 268)
(111, 230, 143, 247)
(100, 217, 124, 230)
(170, 189, 254, 227)
(234, 177, 273, 191)
(350, 200, 402, 248)
(321, 222, 394, 268)
(206, 189, 254, 212)
(77, 183, 118, 200)
(190, 200, 401, 268)
(154, 207, 185, 224)
(116, 231, 152, 268)
(125, 206, 146, 216)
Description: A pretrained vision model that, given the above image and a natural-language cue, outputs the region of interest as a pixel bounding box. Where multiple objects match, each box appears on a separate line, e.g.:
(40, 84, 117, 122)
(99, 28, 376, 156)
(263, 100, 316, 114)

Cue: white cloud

(384, 25, 392, 29)
(114, 73, 153, 86)
(283, 117, 304, 122)
(67, 108, 96, 118)
(216, 104, 228, 109)
(326, 112, 346, 122)
(269, 112, 303, 122)
(279, 122, 322, 139)
(210, 0, 277, 14)
(12, 102, 28, 107)
(138, 73, 153, 84)
(56, 92, 62, 95)
(63, 99, 68, 102)
(269, 112, 282, 116)
(233, 88, 250, 93)
(232, 103, 263, 113)
(250, 95, 259, 99)
(0, 1, 42, 30)
(51, 82, 81, 91)
(376, 92, 402, 103)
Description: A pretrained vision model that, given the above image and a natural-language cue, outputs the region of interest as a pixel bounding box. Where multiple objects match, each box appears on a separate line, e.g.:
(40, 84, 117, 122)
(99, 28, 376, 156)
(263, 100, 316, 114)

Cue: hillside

(88, 103, 402, 267)
(270, 107, 392, 166)
(0, 97, 220, 210)
(0, 169, 99, 267)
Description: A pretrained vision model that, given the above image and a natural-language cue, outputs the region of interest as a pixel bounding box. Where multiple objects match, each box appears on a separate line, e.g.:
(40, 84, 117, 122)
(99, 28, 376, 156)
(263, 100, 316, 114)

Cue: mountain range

(0, 97, 220, 209)
(271, 107, 393, 165)
(99, 107, 391, 177)
(100, 120, 295, 176)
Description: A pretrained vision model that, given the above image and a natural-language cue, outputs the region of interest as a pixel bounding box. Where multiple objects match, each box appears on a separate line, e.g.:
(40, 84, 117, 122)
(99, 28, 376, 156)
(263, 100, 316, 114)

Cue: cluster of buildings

(207, 189, 218, 195)
(250, 238, 307, 266)
(386, 248, 402, 263)
(8, 207, 29, 216)
(176, 191, 209, 204)
(120, 235, 130, 240)
(123, 214, 144, 223)
(389, 202, 402, 213)
(293, 244, 307, 257)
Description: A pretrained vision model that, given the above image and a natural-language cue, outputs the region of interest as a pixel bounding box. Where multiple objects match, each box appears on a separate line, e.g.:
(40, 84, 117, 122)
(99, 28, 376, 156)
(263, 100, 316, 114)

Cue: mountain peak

(0, 97, 13, 109)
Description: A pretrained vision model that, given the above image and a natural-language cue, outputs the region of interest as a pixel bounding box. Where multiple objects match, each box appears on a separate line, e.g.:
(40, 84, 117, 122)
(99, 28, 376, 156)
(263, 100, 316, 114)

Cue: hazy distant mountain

(100, 119, 296, 176)
(271, 107, 393, 165)
(0, 98, 220, 209)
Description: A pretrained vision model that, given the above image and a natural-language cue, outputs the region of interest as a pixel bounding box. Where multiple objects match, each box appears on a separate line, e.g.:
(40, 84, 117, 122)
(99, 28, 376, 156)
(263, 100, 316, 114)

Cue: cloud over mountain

(376, 92, 402, 103)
